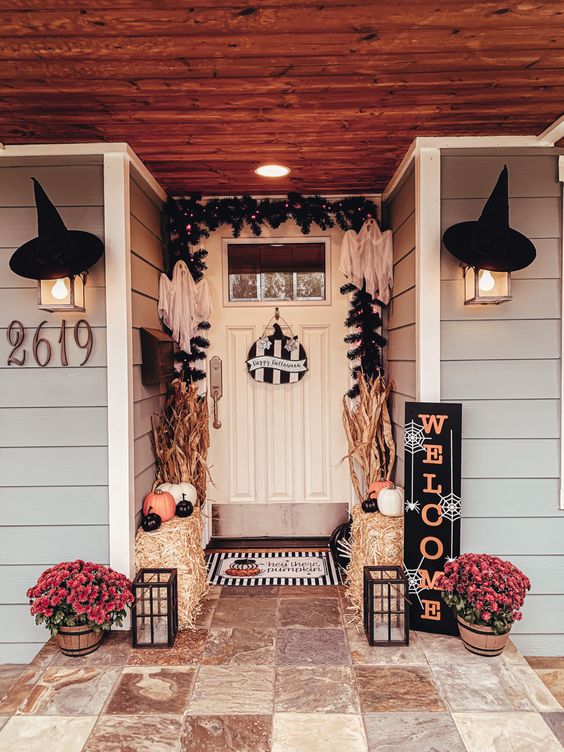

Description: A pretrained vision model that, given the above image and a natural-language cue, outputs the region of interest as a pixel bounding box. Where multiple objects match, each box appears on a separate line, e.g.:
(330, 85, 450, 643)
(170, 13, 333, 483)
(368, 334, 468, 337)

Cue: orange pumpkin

(142, 489, 176, 522)
(367, 479, 394, 499)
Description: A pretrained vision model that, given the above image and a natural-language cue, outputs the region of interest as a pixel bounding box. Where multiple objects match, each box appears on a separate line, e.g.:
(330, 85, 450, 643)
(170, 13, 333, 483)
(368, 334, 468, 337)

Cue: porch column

(414, 146, 441, 402)
(104, 152, 135, 576)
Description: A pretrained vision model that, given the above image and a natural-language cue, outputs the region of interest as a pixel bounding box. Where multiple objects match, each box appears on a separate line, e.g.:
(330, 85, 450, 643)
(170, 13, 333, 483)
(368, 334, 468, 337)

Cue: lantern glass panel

(464, 266, 476, 302)
(369, 580, 406, 642)
(132, 568, 178, 648)
(74, 275, 85, 309)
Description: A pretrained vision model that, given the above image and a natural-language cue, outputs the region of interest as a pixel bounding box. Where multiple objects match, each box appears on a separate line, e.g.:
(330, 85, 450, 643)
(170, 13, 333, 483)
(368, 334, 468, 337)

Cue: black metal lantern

(131, 568, 178, 648)
(363, 565, 409, 646)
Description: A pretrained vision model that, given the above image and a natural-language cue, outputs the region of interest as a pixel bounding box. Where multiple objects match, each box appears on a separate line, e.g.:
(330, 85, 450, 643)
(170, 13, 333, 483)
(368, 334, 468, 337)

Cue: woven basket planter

(457, 616, 510, 657)
(56, 625, 104, 657)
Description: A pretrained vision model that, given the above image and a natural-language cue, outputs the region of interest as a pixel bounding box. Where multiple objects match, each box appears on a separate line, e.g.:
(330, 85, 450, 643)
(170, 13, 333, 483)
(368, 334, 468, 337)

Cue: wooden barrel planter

(56, 625, 103, 657)
(457, 616, 510, 657)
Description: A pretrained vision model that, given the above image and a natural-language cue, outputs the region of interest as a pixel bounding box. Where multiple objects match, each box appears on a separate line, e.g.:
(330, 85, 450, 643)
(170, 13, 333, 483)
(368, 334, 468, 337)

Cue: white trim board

(104, 153, 136, 578)
(538, 114, 564, 146)
(559, 155, 564, 511)
(414, 147, 441, 403)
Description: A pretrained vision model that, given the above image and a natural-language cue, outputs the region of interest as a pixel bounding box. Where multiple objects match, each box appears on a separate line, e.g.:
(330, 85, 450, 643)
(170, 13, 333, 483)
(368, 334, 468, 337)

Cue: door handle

(209, 355, 223, 429)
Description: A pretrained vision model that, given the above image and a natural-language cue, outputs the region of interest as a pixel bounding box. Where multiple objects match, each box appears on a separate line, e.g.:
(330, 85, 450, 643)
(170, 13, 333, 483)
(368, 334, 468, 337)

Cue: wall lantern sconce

(38, 273, 86, 312)
(9, 179, 103, 313)
(463, 266, 511, 305)
(443, 166, 536, 307)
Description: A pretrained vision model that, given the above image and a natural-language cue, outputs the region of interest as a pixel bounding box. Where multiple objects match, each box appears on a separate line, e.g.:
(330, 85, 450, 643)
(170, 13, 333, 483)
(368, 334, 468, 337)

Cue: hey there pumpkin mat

(206, 551, 340, 586)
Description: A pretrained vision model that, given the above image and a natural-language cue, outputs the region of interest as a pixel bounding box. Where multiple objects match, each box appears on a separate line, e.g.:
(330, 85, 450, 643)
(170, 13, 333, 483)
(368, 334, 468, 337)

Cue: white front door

(205, 225, 351, 538)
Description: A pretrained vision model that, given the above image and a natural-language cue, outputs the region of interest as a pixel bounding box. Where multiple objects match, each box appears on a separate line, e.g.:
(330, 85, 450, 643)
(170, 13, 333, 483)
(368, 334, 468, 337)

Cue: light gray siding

(440, 151, 563, 656)
(0, 162, 108, 663)
(385, 169, 416, 485)
(130, 178, 165, 528)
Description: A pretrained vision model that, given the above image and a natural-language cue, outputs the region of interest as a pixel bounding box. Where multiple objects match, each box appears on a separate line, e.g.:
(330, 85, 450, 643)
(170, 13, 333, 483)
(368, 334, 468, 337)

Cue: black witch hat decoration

(442, 166, 536, 272)
(9, 179, 104, 280)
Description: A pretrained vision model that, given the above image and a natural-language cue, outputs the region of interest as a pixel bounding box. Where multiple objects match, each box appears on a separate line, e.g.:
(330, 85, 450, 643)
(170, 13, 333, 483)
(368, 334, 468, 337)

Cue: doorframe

(207, 227, 355, 538)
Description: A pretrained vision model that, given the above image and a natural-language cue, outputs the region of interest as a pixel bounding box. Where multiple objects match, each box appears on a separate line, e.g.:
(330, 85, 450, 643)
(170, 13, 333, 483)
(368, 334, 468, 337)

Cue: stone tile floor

(0, 585, 562, 751)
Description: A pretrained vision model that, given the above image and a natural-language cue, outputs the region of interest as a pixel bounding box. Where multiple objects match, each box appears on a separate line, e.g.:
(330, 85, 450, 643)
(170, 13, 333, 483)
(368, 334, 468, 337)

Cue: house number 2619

(6, 319, 93, 367)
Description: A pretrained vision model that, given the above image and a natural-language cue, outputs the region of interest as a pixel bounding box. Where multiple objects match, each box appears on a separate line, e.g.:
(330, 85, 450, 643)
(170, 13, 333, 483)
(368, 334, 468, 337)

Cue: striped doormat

(206, 551, 340, 586)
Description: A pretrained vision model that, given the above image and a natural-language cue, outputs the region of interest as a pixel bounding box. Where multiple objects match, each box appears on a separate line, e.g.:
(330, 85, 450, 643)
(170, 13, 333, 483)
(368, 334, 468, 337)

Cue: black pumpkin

(361, 497, 379, 514)
(176, 493, 194, 518)
(141, 507, 162, 532)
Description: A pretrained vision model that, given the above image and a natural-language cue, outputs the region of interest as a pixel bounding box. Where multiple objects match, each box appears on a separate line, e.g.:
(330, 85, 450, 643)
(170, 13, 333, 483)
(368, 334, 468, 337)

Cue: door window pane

(296, 271, 325, 300)
(227, 242, 326, 302)
(262, 271, 293, 300)
(230, 273, 258, 301)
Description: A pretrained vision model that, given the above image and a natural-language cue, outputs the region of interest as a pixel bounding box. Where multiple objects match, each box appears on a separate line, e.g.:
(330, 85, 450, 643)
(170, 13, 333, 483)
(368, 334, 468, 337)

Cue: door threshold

(205, 536, 329, 553)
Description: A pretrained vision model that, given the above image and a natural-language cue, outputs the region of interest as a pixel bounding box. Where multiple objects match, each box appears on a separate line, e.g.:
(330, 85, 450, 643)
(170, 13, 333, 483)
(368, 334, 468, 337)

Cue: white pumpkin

(157, 482, 197, 505)
(377, 485, 404, 517)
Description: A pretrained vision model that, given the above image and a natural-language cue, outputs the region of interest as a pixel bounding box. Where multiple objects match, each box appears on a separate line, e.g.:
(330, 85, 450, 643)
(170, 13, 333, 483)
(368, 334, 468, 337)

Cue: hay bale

(344, 503, 404, 625)
(135, 509, 208, 630)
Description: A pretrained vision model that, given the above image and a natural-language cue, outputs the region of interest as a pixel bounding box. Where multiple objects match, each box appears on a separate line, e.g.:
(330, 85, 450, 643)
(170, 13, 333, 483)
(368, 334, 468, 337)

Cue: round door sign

(246, 323, 308, 384)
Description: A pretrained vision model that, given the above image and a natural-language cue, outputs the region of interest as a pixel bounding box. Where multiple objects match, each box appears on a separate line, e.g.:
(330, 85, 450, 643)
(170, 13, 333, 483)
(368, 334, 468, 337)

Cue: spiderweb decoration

(403, 559, 424, 607)
(404, 421, 428, 455)
(439, 492, 462, 523)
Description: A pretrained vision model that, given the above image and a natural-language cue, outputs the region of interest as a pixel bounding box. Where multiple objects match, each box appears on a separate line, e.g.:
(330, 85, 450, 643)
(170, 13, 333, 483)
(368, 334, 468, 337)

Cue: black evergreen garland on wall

(341, 282, 386, 399)
(177, 247, 210, 384)
(164, 192, 380, 387)
(164, 202, 211, 384)
(166, 192, 378, 251)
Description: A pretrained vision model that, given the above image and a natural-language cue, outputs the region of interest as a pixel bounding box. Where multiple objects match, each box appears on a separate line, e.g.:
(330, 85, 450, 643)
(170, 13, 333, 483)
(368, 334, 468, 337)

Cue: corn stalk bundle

(342, 372, 396, 503)
(151, 378, 211, 505)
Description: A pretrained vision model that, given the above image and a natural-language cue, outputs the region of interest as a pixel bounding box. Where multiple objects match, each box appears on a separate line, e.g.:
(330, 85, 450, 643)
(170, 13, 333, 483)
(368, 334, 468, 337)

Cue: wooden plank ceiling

(0, 1, 563, 195)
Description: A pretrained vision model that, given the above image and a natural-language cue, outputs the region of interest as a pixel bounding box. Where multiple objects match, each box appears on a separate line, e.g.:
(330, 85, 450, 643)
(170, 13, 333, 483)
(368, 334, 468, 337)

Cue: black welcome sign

(403, 402, 462, 636)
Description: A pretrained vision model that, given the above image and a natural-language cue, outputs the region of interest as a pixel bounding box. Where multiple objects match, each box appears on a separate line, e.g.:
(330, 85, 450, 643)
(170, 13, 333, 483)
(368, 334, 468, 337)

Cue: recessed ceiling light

(255, 164, 290, 178)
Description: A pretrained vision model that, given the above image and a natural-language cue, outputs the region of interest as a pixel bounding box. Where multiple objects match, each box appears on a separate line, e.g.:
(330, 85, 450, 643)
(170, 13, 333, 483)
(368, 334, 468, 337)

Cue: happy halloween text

(247, 356, 307, 372)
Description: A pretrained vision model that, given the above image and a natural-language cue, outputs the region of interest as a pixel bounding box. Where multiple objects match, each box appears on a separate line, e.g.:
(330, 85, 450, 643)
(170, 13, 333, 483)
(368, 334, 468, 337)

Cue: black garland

(163, 211, 211, 383)
(341, 282, 386, 399)
(166, 192, 378, 254)
(164, 192, 380, 387)
(177, 248, 210, 384)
